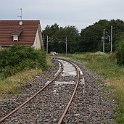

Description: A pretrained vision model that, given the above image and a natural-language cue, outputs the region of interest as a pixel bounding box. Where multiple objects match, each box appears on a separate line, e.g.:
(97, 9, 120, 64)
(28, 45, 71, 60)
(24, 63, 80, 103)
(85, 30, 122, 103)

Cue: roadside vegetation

(0, 45, 50, 94)
(43, 19, 124, 53)
(64, 53, 124, 123)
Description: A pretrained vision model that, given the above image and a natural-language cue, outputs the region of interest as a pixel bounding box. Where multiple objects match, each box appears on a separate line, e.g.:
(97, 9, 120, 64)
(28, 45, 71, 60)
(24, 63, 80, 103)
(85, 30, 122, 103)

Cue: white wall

(32, 29, 41, 49)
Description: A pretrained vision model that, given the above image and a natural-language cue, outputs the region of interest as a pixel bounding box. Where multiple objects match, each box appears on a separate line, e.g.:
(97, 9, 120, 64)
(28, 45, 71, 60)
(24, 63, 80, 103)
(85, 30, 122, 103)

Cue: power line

(110, 26, 113, 52)
(66, 37, 68, 55)
(46, 35, 49, 53)
(102, 29, 105, 53)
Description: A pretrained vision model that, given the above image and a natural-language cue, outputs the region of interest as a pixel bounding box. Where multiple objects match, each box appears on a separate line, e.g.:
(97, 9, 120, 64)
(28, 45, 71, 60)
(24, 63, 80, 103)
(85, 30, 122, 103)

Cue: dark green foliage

(43, 23, 79, 53)
(0, 45, 48, 78)
(43, 20, 124, 53)
(116, 34, 124, 65)
(80, 20, 109, 52)
(80, 19, 124, 52)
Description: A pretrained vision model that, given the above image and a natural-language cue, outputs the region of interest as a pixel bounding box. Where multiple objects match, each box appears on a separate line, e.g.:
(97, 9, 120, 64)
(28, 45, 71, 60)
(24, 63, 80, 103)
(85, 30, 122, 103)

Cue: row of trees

(42, 19, 124, 53)
(43, 24, 79, 53)
(80, 19, 124, 52)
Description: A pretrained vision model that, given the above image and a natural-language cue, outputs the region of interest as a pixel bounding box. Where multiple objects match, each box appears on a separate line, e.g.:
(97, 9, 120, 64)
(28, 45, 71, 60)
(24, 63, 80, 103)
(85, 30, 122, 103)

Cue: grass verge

(61, 53, 124, 123)
(0, 69, 42, 94)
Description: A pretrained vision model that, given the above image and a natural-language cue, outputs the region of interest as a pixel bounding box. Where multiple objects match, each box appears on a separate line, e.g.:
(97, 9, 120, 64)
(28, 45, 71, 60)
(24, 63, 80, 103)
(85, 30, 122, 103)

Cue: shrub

(0, 45, 48, 78)
(116, 34, 124, 65)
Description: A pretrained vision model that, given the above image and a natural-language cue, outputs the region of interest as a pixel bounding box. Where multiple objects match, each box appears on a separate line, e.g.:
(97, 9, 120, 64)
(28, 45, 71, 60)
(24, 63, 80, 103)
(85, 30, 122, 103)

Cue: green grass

(0, 69, 42, 95)
(61, 53, 124, 123)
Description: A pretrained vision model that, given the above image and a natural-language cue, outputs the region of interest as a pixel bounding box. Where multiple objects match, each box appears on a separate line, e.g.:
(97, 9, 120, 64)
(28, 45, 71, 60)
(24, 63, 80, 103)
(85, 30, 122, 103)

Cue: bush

(116, 35, 124, 65)
(0, 45, 48, 78)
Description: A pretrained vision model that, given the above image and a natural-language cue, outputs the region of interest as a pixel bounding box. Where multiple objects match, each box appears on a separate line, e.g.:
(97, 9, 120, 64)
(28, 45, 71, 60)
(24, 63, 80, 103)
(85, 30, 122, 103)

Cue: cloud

(0, 0, 124, 31)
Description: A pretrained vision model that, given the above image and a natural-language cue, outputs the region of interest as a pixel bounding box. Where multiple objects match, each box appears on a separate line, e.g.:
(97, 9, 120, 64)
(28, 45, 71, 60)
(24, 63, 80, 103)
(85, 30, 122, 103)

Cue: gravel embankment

(63, 59, 115, 124)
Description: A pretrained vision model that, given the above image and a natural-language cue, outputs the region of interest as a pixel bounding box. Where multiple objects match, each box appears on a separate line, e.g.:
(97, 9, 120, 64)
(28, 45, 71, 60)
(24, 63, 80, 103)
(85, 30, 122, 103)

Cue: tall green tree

(79, 19, 124, 52)
(80, 20, 110, 52)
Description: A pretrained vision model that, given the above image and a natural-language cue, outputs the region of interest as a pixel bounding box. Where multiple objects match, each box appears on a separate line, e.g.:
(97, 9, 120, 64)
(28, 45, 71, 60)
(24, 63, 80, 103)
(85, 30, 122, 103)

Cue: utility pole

(110, 26, 113, 52)
(102, 29, 106, 53)
(66, 37, 68, 55)
(46, 35, 49, 53)
(108, 36, 110, 42)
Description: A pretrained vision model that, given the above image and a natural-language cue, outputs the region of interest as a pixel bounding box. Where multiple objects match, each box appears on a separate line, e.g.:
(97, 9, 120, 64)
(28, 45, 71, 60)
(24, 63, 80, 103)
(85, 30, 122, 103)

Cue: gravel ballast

(0, 58, 115, 124)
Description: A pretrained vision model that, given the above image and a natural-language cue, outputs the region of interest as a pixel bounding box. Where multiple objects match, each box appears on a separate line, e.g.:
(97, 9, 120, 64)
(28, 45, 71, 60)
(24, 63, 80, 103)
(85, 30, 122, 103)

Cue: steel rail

(0, 61, 63, 123)
(57, 60, 81, 124)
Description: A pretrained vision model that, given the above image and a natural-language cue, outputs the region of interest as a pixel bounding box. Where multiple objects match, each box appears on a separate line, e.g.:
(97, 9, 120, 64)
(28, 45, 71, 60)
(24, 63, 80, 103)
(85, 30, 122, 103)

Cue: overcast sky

(0, 0, 124, 31)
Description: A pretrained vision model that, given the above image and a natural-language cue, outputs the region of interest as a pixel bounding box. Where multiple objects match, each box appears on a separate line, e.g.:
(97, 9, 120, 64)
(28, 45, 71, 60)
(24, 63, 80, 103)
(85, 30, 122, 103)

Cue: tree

(42, 19, 124, 53)
(43, 24, 79, 53)
(79, 19, 124, 52)
(79, 20, 110, 52)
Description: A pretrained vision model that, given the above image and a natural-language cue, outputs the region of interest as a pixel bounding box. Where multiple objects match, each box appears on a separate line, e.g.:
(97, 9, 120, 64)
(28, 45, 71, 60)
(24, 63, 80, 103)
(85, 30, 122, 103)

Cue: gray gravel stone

(0, 58, 115, 124)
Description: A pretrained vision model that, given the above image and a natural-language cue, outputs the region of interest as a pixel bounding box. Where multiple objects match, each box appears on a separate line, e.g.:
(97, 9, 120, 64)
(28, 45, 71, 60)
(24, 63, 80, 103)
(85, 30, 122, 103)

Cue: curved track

(0, 60, 63, 123)
(0, 58, 82, 124)
(57, 60, 81, 124)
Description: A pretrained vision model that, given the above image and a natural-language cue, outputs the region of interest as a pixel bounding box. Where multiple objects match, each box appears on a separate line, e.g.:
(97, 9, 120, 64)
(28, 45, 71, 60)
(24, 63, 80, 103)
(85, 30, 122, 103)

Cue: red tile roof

(0, 20, 40, 46)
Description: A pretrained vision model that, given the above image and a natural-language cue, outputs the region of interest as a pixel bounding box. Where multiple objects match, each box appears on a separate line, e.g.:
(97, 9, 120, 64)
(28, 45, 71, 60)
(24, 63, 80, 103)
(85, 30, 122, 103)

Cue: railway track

(0, 58, 83, 124)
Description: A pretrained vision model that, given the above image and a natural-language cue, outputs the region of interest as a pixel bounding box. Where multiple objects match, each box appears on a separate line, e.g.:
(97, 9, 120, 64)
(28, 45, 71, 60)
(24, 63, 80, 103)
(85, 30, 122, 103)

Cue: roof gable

(0, 20, 40, 46)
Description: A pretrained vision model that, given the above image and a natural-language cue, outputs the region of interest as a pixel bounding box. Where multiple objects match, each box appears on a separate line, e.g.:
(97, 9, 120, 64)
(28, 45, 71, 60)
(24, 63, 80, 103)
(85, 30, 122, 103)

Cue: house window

(13, 35, 19, 41)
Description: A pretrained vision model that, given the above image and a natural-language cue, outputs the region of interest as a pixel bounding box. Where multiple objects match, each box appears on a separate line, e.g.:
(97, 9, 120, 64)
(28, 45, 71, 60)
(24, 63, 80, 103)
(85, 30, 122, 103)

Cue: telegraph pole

(110, 26, 113, 52)
(102, 29, 106, 53)
(46, 35, 49, 53)
(66, 37, 68, 55)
